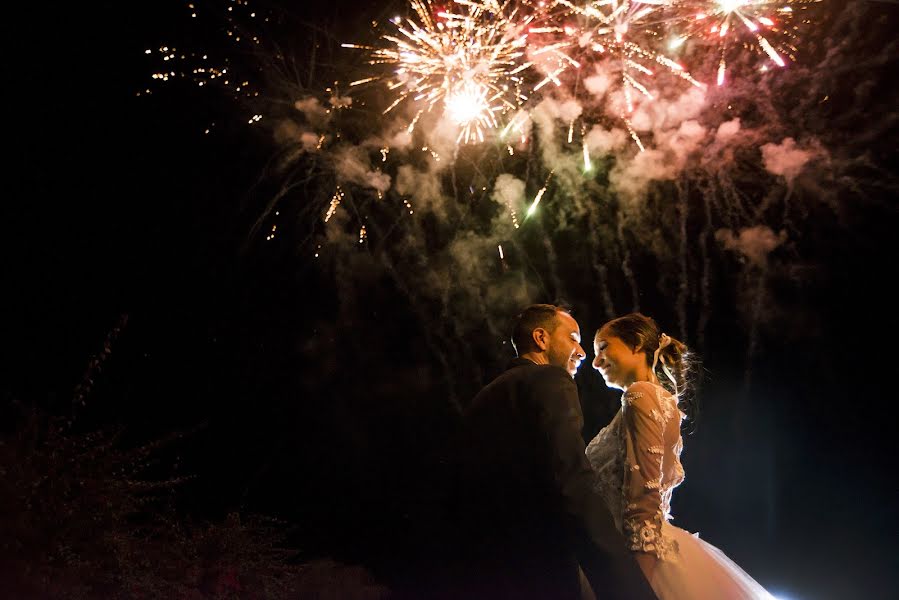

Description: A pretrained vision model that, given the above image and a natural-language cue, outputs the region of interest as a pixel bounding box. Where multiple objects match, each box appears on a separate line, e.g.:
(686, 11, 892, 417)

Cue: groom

(457, 304, 656, 600)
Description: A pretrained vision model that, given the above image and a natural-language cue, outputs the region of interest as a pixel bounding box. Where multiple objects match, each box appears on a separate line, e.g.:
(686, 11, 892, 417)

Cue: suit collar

(506, 357, 539, 370)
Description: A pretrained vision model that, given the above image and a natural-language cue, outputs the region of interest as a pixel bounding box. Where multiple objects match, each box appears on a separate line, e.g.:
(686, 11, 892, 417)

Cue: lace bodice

(585, 381, 686, 561)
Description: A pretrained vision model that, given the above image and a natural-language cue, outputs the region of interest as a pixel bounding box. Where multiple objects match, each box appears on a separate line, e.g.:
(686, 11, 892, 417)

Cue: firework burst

(672, 0, 819, 85)
(345, 0, 536, 144)
(528, 0, 705, 150)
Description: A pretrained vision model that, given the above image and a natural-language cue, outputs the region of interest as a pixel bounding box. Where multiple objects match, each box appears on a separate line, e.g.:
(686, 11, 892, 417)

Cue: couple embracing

(454, 304, 773, 600)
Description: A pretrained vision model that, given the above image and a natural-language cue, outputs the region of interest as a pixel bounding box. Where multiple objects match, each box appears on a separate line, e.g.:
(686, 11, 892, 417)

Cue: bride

(585, 312, 774, 599)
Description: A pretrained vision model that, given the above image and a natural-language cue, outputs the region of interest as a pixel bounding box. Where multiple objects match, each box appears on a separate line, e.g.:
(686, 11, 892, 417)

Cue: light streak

(527, 185, 548, 216)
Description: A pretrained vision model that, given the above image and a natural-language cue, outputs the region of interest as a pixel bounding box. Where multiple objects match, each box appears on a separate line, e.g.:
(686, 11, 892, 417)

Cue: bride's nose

(592, 354, 605, 370)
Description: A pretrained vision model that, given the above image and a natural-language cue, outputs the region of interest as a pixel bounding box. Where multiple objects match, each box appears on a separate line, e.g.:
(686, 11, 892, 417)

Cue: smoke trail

(148, 1, 898, 405)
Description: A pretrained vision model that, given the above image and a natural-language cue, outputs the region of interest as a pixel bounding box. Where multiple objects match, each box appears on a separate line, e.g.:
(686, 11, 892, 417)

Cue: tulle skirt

(649, 522, 774, 600)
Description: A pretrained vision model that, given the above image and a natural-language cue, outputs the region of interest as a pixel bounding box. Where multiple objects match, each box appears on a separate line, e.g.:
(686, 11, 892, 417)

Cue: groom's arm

(534, 368, 658, 600)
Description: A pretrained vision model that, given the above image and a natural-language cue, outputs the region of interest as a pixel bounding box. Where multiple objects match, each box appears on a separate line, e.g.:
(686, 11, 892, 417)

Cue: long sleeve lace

(621, 381, 680, 561)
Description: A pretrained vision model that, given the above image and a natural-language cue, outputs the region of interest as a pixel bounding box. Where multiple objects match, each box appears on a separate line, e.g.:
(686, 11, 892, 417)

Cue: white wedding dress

(585, 380, 775, 599)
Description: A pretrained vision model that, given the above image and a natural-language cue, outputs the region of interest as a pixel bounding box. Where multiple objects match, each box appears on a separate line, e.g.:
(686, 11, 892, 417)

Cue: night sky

(6, 1, 899, 599)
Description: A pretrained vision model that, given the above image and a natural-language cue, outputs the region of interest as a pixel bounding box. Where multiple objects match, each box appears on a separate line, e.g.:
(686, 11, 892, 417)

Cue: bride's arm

(621, 382, 669, 573)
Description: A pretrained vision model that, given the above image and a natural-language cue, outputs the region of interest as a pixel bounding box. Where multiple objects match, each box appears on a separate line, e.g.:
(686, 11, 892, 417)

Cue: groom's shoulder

(485, 360, 573, 391)
(467, 363, 575, 420)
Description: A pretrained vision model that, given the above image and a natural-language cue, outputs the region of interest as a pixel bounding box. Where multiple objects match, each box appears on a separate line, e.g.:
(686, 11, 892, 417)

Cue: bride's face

(592, 327, 646, 390)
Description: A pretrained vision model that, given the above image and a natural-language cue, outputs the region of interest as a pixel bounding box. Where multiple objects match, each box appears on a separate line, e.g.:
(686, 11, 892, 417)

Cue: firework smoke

(146, 1, 897, 396)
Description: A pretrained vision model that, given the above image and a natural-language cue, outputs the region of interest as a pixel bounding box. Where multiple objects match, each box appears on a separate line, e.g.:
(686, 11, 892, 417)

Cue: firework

(672, 0, 819, 85)
(528, 0, 704, 150)
(342, 0, 814, 151)
(527, 185, 548, 216)
(325, 187, 344, 223)
(345, 0, 535, 144)
(526, 170, 554, 216)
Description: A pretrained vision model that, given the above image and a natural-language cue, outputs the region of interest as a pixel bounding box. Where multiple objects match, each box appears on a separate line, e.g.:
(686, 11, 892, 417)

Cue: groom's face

(544, 312, 586, 377)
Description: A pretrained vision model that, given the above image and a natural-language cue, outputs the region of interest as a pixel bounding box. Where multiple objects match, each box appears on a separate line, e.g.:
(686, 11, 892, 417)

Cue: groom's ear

(532, 327, 549, 351)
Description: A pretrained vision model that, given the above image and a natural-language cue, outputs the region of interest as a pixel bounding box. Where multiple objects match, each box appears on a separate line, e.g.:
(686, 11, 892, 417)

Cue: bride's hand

(634, 552, 657, 581)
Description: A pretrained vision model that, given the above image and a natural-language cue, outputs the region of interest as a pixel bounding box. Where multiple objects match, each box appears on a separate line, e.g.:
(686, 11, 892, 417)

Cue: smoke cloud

(334, 145, 391, 192)
(761, 137, 816, 184)
(715, 118, 741, 142)
(716, 226, 788, 267)
(491, 174, 526, 211)
(294, 97, 331, 127)
(255, 3, 896, 389)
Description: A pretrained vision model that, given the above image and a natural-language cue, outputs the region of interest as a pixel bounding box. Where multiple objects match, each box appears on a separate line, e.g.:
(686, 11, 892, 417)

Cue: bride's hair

(600, 313, 701, 427)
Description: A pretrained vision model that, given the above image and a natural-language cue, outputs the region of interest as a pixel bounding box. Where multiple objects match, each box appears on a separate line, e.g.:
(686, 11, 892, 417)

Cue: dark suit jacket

(455, 358, 657, 600)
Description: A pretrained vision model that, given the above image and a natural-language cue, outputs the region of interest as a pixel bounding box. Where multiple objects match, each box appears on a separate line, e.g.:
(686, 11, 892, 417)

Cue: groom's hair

(511, 303, 570, 355)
